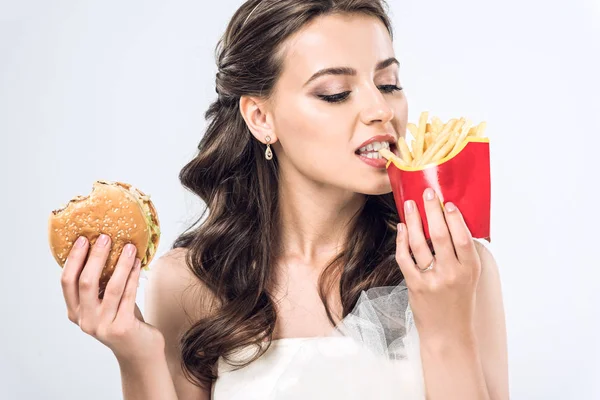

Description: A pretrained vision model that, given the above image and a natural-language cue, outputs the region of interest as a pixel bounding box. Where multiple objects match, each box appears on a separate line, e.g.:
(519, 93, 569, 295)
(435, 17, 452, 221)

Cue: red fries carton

(386, 137, 491, 242)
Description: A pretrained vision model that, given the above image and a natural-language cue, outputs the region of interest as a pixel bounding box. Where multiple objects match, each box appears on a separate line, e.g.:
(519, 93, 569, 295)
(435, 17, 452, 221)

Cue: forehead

(278, 13, 394, 83)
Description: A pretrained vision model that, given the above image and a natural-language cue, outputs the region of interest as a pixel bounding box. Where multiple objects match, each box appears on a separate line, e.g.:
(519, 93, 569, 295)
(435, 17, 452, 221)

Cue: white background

(1, 0, 599, 399)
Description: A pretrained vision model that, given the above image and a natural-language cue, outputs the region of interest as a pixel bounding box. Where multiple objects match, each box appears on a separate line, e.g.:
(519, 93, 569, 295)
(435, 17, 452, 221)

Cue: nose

(359, 87, 395, 126)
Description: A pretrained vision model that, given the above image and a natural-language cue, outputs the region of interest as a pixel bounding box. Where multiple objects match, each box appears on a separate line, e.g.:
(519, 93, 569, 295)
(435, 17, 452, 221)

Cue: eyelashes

(317, 85, 403, 104)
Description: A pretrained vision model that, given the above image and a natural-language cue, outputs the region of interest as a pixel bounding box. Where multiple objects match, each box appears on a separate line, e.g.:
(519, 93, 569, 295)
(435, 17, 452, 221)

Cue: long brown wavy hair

(173, 0, 403, 388)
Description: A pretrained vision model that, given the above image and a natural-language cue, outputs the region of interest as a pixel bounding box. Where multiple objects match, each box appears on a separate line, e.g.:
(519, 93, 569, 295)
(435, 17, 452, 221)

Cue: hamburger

(48, 180, 161, 296)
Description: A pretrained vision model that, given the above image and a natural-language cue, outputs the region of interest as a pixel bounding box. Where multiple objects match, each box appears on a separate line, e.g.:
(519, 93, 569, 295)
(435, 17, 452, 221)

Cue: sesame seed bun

(48, 180, 161, 296)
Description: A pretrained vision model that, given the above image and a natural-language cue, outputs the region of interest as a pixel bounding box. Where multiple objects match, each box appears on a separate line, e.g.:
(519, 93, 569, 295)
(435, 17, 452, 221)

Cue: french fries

(379, 112, 487, 168)
(397, 137, 413, 165)
(379, 148, 405, 166)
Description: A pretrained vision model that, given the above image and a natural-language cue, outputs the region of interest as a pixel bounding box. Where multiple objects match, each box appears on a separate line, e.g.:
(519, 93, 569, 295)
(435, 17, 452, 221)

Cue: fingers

(114, 258, 142, 324)
(443, 202, 479, 269)
(422, 188, 455, 261)
(395, 223, 419, 283)
(61, 236, 89, 323)
(100, 244, 138, 322)
(79, 234, 111, 311)
(403, 199, 434, 270)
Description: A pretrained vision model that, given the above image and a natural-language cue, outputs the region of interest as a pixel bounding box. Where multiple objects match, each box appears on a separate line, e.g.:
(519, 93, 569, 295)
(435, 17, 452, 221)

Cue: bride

(59, 0, 509, 399)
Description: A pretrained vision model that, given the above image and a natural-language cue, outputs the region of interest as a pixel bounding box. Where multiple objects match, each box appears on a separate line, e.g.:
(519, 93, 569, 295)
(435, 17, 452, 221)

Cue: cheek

(276, 96, 353, 159)
(393, 100, 409, 137)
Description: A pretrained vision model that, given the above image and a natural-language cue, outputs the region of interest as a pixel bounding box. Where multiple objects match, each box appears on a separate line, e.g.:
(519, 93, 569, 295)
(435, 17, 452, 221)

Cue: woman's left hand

(395, 187, 482, 344)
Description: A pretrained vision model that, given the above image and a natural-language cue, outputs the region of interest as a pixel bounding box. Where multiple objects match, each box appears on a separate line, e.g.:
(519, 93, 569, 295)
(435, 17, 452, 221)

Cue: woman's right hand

(60, 234, 165, 364)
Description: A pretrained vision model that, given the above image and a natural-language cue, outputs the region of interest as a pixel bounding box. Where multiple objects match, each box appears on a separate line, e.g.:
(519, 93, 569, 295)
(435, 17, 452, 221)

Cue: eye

(378, 85, 403, 94)
(317, 91, 351, 104)
(317, 85, 402, 104)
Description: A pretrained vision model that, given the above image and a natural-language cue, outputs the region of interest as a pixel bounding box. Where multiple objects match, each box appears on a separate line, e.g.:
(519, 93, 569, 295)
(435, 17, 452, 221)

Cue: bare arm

(419, 241, 509, 400)
(420, 332, 489, 400)
(118, 346, 179, 400)
(143, 248, 214, 400)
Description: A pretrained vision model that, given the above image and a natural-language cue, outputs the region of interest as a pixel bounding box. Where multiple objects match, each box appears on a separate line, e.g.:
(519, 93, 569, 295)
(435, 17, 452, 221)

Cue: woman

(60, 0, 509, 399)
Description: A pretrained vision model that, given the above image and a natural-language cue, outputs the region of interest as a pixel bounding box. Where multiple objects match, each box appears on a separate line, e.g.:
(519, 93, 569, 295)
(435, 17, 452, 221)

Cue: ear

(239, 95, 277, 144)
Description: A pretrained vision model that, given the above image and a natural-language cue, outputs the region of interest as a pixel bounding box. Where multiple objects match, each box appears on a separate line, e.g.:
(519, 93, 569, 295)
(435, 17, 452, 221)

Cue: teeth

(359, 141, 390, 153)
(364, 152, 382, 159)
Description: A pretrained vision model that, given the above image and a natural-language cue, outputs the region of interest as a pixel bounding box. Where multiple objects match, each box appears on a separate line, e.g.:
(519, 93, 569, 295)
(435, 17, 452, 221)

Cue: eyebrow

(303, 57, 400, 86)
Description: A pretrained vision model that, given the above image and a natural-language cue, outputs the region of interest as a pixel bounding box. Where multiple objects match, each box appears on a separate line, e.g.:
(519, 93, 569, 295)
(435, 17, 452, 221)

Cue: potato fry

(425, 123, 432, 133)
(416, 130, 452, 166)
(441, 118, 457, 134)
(449, 120, 472, 156)
(378, 147, 393, 160)
(452, 117, 467, 136)
(397, 137, 413, 164)
(431, 117, 443, 135)
(417, 117, 459, 165)
(424, 132, 434, 151)
(432, 131, 460, 162)
(406, 123, 418, 140)
(378, 148, 407, 166)
(414, 111, 429, 160)
(476, 121, 487, 137)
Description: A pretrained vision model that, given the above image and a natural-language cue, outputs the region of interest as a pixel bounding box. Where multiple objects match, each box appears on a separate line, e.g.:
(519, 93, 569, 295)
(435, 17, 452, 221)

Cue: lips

(355, 152, 388, 168)
(354, 142, 400, 156)
(355, 134, 397, 153)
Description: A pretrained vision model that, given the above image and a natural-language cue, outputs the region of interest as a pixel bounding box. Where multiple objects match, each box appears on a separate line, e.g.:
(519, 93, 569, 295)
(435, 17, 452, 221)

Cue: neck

(276, 173, 366, 266)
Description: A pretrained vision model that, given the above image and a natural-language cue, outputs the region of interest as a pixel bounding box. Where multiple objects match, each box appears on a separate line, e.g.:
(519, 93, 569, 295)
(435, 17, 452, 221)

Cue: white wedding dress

(210, 238, 494, 399)
(211, 284, 426, 399)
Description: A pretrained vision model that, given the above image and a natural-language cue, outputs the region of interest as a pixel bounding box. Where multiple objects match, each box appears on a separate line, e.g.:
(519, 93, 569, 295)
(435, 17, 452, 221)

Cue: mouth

(354, 142, 398, 160)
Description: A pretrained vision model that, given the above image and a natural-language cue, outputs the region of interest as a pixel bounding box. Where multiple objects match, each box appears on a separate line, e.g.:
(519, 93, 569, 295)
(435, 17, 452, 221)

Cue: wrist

(419, 331, 489, 400)
(117, 350, 168, 379)
(115, 336, 166, 368)
(420, 329, 478, 356)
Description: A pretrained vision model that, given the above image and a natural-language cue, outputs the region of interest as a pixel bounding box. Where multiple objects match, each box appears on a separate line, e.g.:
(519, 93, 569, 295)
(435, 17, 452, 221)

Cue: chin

(355, 178, 393, 196)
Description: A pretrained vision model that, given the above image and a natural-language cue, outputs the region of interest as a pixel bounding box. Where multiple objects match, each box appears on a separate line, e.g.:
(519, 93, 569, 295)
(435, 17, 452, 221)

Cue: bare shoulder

(143, 247, 216, 400)
(145, 247, 218, 329)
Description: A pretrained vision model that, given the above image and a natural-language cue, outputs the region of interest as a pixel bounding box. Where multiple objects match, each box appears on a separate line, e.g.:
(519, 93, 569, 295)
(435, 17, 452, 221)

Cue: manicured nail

(74, 236, 87, 248)
(404, 200, 414, 214)
(97, 234, 109, 247)
(424, 188, 435, 201)
(126, 243, 136, 257)
(445, 202, 457, 212)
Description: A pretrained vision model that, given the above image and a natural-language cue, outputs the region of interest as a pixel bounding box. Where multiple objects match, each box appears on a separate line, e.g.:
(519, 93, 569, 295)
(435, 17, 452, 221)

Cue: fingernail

(97, 234, 109, 247)
(397, 223, 404, 233)
(445, 202, 457, 212)
(404, 200, 414, 214)
(424, 188, 435, 201)
(126, 243, 136, 257)
(135, 258, 141, 269)
(75, 236, 87, 248)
